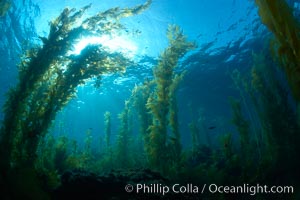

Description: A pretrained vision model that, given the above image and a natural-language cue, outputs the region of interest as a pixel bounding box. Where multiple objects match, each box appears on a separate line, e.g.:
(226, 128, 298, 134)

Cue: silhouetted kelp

(256, 0, 300, 102)
(0, 1, 151, 199)
(254, 0, 300, 189)
(226, 51, 300, 199)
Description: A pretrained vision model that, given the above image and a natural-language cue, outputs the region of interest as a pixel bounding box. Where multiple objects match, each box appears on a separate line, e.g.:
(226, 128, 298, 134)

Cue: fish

(208, 126, 216, 130)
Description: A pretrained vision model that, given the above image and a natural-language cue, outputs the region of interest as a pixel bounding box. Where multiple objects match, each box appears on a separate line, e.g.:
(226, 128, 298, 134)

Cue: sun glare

(72, 35, 138, 58)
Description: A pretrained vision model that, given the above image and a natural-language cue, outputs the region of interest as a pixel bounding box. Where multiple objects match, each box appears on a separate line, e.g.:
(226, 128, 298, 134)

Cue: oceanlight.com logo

(124, 183, 294, 196)
(208, 184, 294, 196)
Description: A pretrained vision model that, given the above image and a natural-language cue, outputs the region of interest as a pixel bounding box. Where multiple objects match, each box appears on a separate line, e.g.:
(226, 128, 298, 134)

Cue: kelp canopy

(0, 0, 151, 198)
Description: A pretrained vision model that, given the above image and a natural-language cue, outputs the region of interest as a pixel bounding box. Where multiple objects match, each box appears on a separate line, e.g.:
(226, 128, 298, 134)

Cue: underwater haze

(0, 0, 300, 199)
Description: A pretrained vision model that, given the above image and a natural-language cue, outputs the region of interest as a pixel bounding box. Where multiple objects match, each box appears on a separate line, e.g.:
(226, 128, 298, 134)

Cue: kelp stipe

(130, 81, 153, 143)
(104, 111, 112, 149)
(255, 0, 300, 102)
(115, 100, 132, 169)
(226, 50, 300, 199)
(146, 25, 196, 173)
(255, 0, 300, 188)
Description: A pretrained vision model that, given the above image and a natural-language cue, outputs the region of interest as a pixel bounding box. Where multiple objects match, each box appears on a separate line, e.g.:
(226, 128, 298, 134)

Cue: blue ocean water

(0, 0, 281, 147)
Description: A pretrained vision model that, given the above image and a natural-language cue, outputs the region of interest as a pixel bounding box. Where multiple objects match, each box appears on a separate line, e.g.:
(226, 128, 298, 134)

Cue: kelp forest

(0, 0, 300, 199)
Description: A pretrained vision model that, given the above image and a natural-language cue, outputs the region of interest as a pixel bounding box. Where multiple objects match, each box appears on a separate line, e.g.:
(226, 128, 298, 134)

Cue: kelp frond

(255, 0, 300, 102)
(0, 1, 152, 193)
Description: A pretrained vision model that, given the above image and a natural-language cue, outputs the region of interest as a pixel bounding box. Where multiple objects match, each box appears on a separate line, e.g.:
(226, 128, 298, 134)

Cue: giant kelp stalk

(168, 73, 184, 165)
(229, 97, 254, 181)
(248, 53, 300, 184)
(146, 25, 195, 172)
(116, 100, 132, 168)
(104, 111, 112, 149)
(188, 121, 200, 152)
(229, 50, 300, 190)
(0, 0, 151, 198)
(229, 98, 250, 158)
(130, 80, 153, 150)
(255, 0, 300, 185)
(131, 81, 153, 137)
(255, 0, 300, 103)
